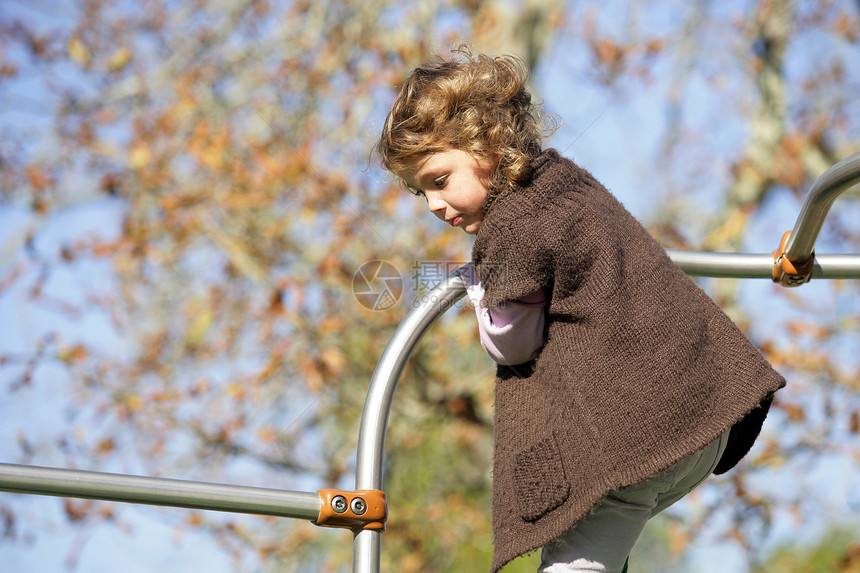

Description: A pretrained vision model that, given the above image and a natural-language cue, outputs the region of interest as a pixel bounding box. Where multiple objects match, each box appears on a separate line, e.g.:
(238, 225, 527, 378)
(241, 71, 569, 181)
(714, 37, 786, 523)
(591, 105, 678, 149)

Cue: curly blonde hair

(377, 48, 554, 196)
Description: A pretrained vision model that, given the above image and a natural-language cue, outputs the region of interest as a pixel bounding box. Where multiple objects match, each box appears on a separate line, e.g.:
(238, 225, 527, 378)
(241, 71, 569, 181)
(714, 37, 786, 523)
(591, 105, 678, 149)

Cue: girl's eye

(433, 176, 447, 188)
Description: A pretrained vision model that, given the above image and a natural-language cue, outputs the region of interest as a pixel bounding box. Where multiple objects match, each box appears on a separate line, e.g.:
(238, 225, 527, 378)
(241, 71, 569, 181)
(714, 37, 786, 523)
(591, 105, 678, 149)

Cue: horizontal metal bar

(806, 254, 860, 279)
(667, 250, 860, 279)
(667, 250, 774, 278)
(0, 463, 321, 520)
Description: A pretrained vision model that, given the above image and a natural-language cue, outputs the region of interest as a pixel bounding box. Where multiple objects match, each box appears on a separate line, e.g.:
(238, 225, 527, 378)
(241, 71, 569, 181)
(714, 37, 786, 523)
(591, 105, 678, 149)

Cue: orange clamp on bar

(315, 488, 387, 532)
(772, 231, 814, 287)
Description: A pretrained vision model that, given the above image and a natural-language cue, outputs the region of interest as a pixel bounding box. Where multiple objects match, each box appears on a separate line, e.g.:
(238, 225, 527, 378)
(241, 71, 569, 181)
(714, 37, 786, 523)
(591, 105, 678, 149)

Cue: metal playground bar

(1, 152, 859, 572)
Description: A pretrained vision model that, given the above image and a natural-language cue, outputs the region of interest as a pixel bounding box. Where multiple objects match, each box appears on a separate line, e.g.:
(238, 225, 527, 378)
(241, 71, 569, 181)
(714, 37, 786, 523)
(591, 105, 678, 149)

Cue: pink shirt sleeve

(475, 291, 547, 365)
(460, 265, 546, 365)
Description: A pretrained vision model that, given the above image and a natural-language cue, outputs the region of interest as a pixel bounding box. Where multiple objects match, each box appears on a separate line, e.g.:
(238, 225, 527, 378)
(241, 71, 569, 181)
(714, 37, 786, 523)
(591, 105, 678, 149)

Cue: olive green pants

(539, 429, 729, 573)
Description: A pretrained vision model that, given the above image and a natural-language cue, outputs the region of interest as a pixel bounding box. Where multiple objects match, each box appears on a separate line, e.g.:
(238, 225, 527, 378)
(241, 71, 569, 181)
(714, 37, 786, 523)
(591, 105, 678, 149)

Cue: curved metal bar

(352, 271, 467, 573)
(354, 271, 469, 491)
(783, 151, 860, 262)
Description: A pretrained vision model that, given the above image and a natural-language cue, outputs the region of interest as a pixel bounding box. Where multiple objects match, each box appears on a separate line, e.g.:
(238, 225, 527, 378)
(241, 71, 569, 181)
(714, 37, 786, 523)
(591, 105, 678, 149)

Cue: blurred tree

(0, 0, 858, 572)
(753, 528, 860, 573)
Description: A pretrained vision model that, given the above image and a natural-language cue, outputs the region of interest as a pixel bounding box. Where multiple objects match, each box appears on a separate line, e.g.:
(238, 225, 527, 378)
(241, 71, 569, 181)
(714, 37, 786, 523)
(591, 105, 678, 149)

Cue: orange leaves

(226, 139, 309, 200)
(643, 38, 665, 56)
(107, 46, 132, 72)
(582, 12, 665, 84)
(188, 119, 232, 172)
(61, 25, 127, 74)
(128, 142, 152, 169)
(299, 356, 325, 392)
(199, 222, 271, 286)
(62, 499, 117, 529)
(769, 130, 833, 191)
(122, 393, 144, 414)
(831, 11, 858, 43)
(318, 314, 347, 334)
(319, 347, 347, 378)
(751, 438, 788, 468)
(190, 378, 212, 397)
(299, 348, 347, 392)
(221, 191, 274, 210)
(666, 521, 692, 557)
(702, 205, 754, 251)
(67, 35, 91, 67)
(784, 320, 833, 342)
(850, 411, 860, 434)
(184, 300, 215, 349)
(156, 193, 199, 212)
(780, 402, 806, 423)
(173, 116, 306, 211)
(23, 163, 54, 212)
(251, 351, 282, 386)
(149, 388, 182, 404)
(94, 437, 116, 455)
(769, 320, 852, 386)
(592, 38, 626, 70)
(773, 133, 811, 190)
(63, 499, 93, 523)
(225, 382, 245, 401)
(0, 61, 17, 77)
(185, 512, 204, 528)
(838, 544, 860, 573)
(256, 426, 280, 445)
(58, 344, 89, 365)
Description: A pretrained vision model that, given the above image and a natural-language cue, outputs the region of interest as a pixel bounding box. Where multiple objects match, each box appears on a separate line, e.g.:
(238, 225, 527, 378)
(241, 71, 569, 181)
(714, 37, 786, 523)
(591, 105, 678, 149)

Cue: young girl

(377, 49, 785, 573)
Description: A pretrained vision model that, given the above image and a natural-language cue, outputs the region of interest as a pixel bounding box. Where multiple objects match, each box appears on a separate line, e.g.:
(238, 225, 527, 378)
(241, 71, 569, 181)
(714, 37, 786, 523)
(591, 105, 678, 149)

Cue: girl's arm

(461, 265, 546, 366)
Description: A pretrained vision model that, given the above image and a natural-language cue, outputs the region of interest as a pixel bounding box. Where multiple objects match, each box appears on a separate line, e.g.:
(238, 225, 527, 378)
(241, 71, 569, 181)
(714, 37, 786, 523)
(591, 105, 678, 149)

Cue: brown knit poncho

(471, 149, 786, 572)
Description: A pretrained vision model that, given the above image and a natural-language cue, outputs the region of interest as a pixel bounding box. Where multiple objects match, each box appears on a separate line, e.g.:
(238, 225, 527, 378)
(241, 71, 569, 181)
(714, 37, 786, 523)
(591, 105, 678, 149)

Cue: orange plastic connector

(772, 231, 815, 287)
(315, 488, 387, 532)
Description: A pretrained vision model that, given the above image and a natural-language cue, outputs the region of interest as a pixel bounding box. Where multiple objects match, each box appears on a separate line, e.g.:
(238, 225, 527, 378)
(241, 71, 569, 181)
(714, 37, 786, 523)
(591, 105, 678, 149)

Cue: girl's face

(403, 149, 493, 235)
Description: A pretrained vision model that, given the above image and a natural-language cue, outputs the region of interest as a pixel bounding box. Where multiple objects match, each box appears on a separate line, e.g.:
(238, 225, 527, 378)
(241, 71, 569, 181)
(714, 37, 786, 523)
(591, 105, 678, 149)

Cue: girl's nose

(425, 192, 446, 215)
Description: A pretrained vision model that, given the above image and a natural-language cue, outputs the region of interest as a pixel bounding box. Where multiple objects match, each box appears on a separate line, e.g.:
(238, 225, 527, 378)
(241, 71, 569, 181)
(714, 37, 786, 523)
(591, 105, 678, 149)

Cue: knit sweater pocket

(513, 432, 570, 521)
